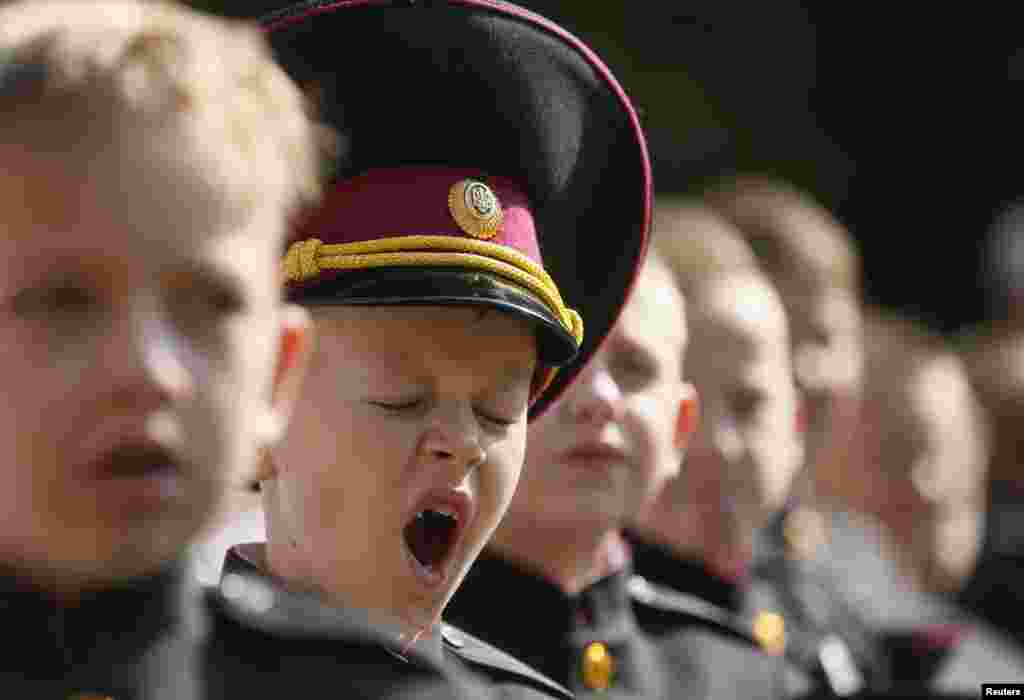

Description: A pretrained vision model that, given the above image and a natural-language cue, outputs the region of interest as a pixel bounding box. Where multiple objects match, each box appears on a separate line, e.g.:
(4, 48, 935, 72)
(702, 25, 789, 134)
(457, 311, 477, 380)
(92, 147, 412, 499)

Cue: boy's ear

(253, 304, 313, 483)
(674, 383, 700, 452)
(272, 304, 314, 414)
(796, 397, 807, 434)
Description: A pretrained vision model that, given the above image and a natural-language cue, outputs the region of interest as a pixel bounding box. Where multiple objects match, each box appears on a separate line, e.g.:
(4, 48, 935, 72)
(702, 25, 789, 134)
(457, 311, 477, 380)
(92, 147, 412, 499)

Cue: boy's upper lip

(76, 419, 181, 480)
(563, 441, 628, 463)
(405, 486, 476, 533)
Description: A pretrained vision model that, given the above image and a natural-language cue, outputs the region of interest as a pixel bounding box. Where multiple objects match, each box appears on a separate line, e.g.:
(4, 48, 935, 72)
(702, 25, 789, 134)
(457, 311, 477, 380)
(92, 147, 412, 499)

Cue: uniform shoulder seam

(628, 575, 760, 648)
(444, 625, 574, 699)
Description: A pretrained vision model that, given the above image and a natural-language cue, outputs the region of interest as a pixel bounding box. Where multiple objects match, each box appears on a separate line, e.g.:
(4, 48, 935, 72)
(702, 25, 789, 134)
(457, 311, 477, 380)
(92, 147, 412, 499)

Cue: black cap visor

(290, 266, 578, 367)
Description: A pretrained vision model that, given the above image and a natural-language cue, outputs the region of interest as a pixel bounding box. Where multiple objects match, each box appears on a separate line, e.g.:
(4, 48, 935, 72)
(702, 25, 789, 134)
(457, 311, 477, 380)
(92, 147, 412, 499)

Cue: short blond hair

(0, 0, 325, 219)
(652, 196, 759, 296)
(703, 175, 859, 294)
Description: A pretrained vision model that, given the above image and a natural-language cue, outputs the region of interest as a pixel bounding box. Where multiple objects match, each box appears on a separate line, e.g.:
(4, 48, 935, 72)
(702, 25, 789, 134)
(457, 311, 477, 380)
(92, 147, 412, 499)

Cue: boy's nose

(563, 365, 623, 428)
(89, 307, 191, 417)
(419, 405, 487, 480)
(133, 308, 195, 404)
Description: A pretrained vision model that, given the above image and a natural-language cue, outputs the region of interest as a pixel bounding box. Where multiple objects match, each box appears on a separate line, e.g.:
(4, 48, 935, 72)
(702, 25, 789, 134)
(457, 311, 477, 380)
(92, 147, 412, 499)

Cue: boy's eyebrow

(168, 260, 247, 298)
(610, 332, 656, 364)
(731, 383, 771, 404)
(497, 363, 536, 387)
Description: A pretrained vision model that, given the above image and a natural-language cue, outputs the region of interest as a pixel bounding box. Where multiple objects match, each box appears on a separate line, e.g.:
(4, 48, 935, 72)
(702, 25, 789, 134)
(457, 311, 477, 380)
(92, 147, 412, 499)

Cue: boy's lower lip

(85, 469, 182, 516)
(564, 455, 620, 472)
(563, 457, 620, 485)
(78, 441, 184, 515)
(402, 539, 449, 589)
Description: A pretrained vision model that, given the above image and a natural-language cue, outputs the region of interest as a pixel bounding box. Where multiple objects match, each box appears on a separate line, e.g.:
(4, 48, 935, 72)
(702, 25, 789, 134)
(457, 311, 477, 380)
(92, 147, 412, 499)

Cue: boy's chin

(537, 497, 627, 531)
(95, 513, 203, 576)
(21, 543, 183, 597)
(384, 593, 446, 641)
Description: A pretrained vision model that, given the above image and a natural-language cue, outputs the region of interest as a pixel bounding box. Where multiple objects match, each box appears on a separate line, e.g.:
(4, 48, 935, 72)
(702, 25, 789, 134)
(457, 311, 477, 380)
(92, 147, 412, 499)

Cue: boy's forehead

(872, 360, 985, 475)
(695, 274, 787, 344)
(689, 316, 789, 390)
(314, 304, 531, 330)
(0, 146, 76, 242)
(791, 285, 860, 338)
(1, 140, 279, 261)
(617, 260, 686, 346)
(909, 357, 973, 429)
(313, 306, 538, 364)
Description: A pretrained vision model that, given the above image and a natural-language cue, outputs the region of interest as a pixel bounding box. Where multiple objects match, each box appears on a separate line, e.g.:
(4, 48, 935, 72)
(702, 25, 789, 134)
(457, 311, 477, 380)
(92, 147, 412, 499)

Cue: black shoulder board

(441, 623, 574, 700)
(628, 575, 761, 649)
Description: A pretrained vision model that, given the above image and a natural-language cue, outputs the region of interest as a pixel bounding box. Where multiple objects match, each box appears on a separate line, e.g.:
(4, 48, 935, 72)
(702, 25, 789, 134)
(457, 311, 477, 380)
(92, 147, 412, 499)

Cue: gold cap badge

(581, 640, 615, 691)
(449, 179, 503, 240)
(753, 611, 787, 656)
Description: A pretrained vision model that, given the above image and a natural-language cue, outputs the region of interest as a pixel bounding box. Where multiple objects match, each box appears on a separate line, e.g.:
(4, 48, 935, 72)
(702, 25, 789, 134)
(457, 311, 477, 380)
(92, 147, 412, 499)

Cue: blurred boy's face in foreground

(504, 260, 693, 534)
(684, 272, 803, 539)
(0, 141, 303, 594)
(265, 306, 536, 633)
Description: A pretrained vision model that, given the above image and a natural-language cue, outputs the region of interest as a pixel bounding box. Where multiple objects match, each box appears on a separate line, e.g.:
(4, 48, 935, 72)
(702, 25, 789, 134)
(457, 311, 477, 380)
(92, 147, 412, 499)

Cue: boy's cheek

(181, 319, 275, 404)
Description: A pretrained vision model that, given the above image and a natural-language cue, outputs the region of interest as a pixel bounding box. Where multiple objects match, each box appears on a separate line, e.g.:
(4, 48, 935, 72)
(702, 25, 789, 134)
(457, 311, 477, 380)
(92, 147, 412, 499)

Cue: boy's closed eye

(369, 397, 425, 413)
(163, 267, 247, 319)
(608, 347, 658, 391)
(729, 387, 768, 422)
(368, 397, 518, 429)
(8, 278, 103, 320)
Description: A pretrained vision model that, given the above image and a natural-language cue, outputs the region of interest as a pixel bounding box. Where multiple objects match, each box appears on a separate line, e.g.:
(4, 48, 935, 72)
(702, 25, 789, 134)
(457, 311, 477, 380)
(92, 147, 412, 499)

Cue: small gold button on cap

(581, 640, 614, 690)
(753, 611, 787, 656)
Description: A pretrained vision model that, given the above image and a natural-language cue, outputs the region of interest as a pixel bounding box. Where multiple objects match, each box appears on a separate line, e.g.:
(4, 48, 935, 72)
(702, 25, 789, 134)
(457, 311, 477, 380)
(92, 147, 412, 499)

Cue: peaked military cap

(262, 0, 651, 418)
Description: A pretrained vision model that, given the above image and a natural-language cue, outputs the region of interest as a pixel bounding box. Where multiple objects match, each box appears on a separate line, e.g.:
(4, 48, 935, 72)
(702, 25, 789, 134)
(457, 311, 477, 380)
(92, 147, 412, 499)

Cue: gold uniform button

(581, 641, 614, 691)
(753, 611, 786, 656)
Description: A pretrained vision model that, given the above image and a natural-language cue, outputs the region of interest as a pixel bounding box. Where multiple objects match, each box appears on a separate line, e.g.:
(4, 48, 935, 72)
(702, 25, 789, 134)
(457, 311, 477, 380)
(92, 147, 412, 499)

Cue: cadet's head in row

(647, 201, 802, 571)
(705, 177, 861, 504)
(489, 252, 695, 591)
(959, 321, 1024, 493)
(847, 310, 990, 594)
(0, 0, 319, 595)
(253, 0, 650, 634)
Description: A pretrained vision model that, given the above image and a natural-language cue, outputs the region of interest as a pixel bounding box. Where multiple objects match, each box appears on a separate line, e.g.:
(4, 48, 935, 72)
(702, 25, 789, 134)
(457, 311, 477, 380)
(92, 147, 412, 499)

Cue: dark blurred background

(191, 0, 1023, 334)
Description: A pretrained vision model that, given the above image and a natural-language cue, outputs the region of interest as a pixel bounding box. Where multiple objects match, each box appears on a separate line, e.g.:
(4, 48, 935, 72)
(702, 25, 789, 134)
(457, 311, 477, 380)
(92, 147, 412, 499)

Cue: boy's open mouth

(405, 509, 458, 568)
(401, 490, 473, 587)
(93, 443, 180, 479)
(83, 441, 183, 514)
